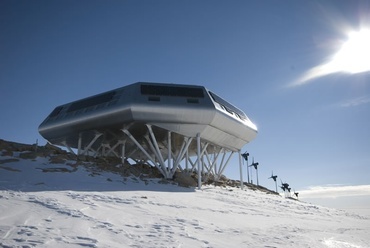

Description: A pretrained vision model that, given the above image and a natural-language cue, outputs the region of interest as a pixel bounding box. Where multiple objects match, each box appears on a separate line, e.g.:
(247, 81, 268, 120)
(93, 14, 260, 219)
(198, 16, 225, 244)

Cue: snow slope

(1, 155, 369, 247)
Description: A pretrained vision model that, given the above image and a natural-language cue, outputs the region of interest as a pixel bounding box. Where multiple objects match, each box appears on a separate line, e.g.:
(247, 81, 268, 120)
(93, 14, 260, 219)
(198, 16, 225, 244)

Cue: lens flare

(291, 28, 370, 86)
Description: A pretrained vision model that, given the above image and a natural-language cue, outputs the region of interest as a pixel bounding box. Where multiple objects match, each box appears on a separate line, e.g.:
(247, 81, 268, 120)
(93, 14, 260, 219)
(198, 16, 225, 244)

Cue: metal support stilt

(80, 133, 102, 156)
(105, 141, 122, 157)
(239, 150, 244, 189)
(185, 149, 189, 171)
(197, 133, 201, 189)
(171, 137, 193, 176)
(77, 134, 82, 155)
(167, 131, 172, 172)
(145, 125, 168, 177)
(203, 150, 212, 174)
(209, 148, 223, 181)
(216, 151, 234, 179)
(121, 141, 126, 164)
(122, 128, 166, 178)
(217, 149, 226, 176)
(190, 142, 209, 173)
(61, 141, 76, 155)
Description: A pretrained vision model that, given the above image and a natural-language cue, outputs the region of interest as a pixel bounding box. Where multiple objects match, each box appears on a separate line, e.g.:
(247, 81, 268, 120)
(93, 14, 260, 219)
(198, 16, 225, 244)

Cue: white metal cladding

(39, 82, 258, 183)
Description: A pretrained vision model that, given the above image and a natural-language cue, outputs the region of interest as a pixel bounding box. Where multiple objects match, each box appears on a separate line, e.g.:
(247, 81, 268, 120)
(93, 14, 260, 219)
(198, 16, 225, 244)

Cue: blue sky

(1, 1, 369, 210)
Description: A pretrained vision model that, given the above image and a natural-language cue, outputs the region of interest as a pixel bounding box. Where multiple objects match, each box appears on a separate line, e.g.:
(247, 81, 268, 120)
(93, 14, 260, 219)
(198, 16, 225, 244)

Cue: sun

(292, 28, 370, 86)
(330, 29, 370, 73)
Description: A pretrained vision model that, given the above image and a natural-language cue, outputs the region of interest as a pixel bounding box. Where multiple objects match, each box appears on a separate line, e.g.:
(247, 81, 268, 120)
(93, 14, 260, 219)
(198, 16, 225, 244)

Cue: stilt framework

(63, 123, 244, 189)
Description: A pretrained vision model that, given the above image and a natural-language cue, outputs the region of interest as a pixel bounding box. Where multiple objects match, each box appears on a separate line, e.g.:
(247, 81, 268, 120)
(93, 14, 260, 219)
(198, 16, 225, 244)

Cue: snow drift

(0, 140, 369, 247)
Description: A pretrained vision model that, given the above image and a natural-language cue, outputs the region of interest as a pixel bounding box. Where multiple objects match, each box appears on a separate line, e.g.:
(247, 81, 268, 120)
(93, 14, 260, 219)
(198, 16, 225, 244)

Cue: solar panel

(209, 91, 248, 120)
(141, 84, 204, 98)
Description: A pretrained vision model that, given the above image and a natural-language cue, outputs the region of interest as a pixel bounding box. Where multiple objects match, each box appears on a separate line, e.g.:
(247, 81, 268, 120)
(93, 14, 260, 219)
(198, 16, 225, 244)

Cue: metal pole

(81, 133, 102, 156)
(197, 133, 201, 189)
(77, 134, 82, 155)
(171, 137, 193, 177)
(246, 156, 250, 183)
(146, 125, 166, 168)
(239, 150, 243, 189)
(61, 141, 76, 155)
(275, 181, 278, 193)
(217, 151, 234, 177)
(122, 129, 166, 177)
(250, 165, 253, 184)
(121, 141, 126, 164)
(185, 149, 189, 171)
(168, 131, 171, 171)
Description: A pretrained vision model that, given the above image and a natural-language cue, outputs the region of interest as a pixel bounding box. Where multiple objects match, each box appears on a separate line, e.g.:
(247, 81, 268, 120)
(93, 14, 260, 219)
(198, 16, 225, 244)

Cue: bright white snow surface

(1, 155, 369, 248)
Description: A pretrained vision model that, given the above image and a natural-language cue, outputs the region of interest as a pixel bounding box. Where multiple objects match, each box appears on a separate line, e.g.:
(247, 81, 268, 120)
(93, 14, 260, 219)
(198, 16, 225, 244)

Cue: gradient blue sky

(1, 1, 369, 210)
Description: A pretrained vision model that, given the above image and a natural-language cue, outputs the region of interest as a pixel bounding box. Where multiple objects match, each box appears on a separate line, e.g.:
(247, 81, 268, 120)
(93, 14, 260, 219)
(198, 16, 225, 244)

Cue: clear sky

(1, 0, 369, 211)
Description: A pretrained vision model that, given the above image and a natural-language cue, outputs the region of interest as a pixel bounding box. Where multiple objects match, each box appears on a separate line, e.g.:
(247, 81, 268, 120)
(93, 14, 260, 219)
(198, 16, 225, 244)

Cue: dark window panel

(141, 84, 204, 98)
(48, 106, 63, 118)
(67, 91, 116, 113)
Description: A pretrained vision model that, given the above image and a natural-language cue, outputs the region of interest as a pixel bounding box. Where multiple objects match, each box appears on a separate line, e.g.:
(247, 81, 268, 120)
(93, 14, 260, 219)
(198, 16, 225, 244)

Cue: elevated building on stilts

(39, 82, 258, 188)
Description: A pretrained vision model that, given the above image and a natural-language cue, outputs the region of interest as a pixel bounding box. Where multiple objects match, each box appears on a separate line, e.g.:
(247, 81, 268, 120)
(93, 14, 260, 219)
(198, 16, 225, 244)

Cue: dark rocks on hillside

(1, 150, 13, 157)
(0, 139, 35, 152)
(36, 167, 78, 173)
(119, 163, 163, 179)
(44, 143, 67, 155)
(49, 156, 67, 164)
(0, 139, 279, 193)
(0, 139, 71, 158)
(173, 171, 197, 187)
(19, 152, 38, 160)
(0, 158, 20, 165)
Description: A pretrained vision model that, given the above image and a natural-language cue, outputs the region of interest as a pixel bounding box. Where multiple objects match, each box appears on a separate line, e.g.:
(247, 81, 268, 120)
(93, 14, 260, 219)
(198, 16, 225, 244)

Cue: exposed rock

(0, 139, 35, 152)
(0, 139, 279, 194)
(173, 171, 197, 187)
(44, 143, 67, 155)
(37, 167, 77, 173)
(49, 156, 67, 164)
(19, 152, 37, 160)
(77, 155, 88, 162)
(0, 158, 19, 164)
(1, 150, 13, 157)
(0, 164, 21, 172)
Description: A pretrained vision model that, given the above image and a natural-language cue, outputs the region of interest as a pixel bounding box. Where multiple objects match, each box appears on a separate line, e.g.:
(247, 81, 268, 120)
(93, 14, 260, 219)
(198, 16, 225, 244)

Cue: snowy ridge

(1, 148, 369, 247)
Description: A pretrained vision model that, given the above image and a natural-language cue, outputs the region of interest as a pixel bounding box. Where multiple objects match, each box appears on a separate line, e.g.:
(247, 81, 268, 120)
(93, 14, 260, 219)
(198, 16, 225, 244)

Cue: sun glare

(292, 28, 370, 86)
(331, 29, 370, 73)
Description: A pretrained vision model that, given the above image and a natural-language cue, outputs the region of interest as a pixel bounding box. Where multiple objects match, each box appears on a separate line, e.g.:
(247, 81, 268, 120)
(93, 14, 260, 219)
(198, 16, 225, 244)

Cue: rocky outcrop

(173, 171, 197, 188)
(0, 139, 278, 193)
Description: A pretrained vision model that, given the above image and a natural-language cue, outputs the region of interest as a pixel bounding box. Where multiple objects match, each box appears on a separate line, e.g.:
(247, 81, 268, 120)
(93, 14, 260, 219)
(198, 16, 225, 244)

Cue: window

(67, 91, 116, 113)
(209, 91, 248, 120)
(48, 106, 63, 118)
(141, 84, 204, 98)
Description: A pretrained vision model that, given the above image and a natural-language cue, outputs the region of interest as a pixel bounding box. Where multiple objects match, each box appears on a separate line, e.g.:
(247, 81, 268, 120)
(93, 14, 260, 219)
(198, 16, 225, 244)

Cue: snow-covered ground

(1, 155, 369, 247)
